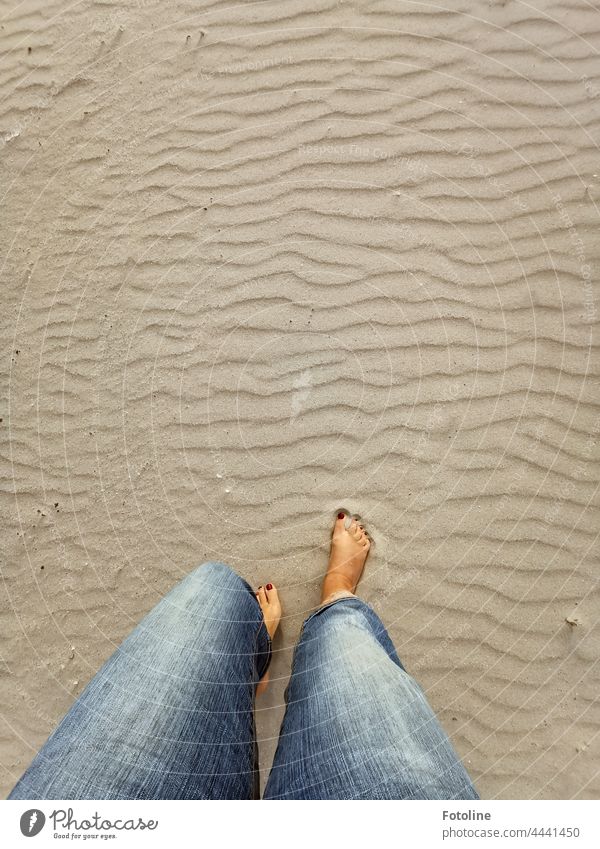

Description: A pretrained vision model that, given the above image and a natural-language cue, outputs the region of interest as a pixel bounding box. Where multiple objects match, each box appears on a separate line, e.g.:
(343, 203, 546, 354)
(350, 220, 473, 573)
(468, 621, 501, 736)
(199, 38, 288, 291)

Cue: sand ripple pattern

(1, 0, 599, 799)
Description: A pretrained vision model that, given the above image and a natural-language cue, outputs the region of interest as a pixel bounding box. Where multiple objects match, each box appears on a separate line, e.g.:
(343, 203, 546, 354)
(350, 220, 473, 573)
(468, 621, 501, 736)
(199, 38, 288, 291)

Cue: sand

(1, 0, 599, 800)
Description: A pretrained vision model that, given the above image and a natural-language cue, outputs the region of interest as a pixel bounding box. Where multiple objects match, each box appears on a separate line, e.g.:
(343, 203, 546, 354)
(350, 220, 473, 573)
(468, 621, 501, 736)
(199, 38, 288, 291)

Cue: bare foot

(321, 511, 371, 604)
(256, 583, 281, 695)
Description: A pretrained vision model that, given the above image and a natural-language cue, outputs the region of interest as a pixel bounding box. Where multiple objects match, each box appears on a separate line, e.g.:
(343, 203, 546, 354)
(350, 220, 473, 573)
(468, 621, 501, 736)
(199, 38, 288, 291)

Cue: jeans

(9, 562, 478, 800)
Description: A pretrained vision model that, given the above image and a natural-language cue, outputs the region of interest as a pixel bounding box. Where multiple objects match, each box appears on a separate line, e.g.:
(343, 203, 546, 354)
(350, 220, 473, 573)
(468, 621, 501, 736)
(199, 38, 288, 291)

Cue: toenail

(338, 512, 345, 519)
(266, 583, 273, 591)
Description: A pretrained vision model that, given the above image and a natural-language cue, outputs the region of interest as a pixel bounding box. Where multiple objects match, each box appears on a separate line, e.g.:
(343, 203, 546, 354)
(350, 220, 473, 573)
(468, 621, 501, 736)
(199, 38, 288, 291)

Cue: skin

(255, 510, 371, 695)
(255, 584, 281, 697)
(320, 511, 371, 603)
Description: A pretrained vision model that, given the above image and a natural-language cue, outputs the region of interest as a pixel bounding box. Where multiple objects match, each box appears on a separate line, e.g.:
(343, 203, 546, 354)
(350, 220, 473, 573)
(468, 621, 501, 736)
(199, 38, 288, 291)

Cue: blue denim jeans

(9, 562, 478, 800)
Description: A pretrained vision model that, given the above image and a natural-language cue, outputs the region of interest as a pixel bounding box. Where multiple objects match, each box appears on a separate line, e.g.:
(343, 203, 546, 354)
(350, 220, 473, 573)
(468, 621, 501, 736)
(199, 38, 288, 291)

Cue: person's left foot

(256, 583, 281, 639)
(256, 583, 281, 695)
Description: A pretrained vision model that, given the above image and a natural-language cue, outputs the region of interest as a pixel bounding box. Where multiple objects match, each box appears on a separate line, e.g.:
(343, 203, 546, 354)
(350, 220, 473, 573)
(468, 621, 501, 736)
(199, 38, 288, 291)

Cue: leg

(9, 562, 275, 800)
(264, 512, 478, 799)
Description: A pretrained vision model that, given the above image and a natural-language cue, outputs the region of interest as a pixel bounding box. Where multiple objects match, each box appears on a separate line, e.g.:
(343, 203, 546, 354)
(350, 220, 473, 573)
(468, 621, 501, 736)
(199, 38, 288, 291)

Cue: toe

(351, 522, 363, 539)
(257, 586, 267, 605)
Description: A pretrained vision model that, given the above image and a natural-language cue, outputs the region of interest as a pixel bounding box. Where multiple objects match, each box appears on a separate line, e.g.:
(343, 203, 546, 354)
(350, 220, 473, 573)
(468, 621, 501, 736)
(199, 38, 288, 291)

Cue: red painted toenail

(338, 512, 345, 519)
(266, 583, 273, 591)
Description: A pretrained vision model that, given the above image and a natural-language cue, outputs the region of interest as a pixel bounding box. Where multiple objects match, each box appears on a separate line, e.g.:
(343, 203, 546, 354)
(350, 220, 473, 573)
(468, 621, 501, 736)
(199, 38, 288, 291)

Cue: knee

(139, 561, 255, 636)
(178, 560, 249, 600)
(192, 560, 237, 580)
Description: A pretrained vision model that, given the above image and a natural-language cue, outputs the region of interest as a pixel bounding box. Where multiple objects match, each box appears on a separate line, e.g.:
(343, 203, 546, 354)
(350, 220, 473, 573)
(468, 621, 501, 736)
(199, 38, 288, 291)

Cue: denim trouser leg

(9, 562, 270, 800)
(263, 597, 479, 799)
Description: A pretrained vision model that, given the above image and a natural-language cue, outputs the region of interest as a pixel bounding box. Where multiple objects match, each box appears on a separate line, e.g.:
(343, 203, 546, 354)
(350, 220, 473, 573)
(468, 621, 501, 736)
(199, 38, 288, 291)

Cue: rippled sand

(1, 0, 599, 799)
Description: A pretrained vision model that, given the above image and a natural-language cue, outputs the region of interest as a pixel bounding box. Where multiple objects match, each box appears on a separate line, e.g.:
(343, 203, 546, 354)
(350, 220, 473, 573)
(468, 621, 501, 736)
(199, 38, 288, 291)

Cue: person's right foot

(320, 511, 371, 603)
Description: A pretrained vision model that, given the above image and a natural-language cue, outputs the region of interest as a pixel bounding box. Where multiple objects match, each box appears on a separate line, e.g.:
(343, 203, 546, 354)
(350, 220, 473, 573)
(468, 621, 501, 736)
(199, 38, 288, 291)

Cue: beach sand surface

(1, 0, 599, 799)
